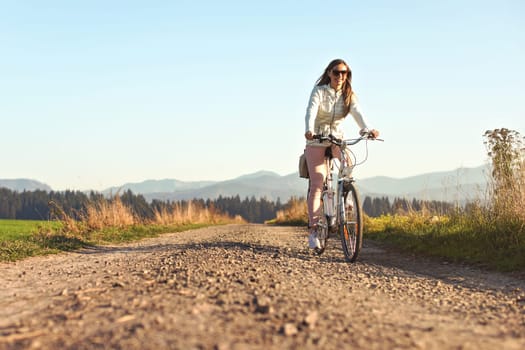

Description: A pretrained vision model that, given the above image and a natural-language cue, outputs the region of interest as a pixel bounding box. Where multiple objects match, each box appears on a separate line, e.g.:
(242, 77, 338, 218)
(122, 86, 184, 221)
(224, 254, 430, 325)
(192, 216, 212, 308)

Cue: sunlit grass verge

(1, 198, 244, 262)
(364, 210, 525, 272)
(0, 223, 213, 262)
(267, 196, 525, 271)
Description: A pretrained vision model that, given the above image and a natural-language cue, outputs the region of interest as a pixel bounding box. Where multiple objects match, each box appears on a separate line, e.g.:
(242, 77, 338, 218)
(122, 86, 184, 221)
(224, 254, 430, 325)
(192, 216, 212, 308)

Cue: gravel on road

(1, 224, 524, 349)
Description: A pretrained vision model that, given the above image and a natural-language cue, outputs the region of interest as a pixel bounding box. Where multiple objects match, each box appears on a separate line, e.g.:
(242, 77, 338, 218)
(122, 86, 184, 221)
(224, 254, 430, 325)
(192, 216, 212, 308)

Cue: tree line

(0, 187, 455, 223)
(0, 188, 286, 223)
(362, 196, 455, 217)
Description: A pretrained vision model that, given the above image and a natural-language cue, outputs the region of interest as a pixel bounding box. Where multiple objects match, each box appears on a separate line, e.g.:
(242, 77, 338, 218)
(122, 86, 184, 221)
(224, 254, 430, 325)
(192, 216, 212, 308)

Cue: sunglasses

(332, 69, 349, 76)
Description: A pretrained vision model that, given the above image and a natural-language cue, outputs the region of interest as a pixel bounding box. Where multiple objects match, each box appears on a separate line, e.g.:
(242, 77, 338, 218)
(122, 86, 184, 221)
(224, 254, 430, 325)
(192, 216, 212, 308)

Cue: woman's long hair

(316, 58, 353, 114)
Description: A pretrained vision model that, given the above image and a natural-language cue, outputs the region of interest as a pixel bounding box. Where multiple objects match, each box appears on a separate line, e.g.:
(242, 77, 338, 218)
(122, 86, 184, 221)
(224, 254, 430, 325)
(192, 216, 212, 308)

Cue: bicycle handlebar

(312, 133, 384, 146)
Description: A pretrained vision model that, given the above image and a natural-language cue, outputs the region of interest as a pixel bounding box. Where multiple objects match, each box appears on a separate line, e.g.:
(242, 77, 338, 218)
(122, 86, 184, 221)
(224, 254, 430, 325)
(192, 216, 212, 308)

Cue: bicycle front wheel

(339, 182, 363, 262)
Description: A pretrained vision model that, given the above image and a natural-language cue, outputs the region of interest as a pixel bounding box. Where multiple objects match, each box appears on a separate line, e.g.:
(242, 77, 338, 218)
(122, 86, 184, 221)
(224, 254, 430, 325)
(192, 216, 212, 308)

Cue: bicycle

(311, 132, 382, 262)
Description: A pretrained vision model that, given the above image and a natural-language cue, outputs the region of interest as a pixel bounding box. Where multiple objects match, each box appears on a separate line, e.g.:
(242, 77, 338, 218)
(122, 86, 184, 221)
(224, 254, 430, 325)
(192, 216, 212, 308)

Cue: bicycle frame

(313, 133, 381, 260)
(322, 143, 354, 232)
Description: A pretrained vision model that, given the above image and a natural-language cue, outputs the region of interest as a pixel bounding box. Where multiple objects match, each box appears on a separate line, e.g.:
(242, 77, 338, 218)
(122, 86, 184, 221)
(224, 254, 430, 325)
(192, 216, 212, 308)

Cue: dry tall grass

(271, 197, 308, 225)
(85, 196, 136, 230)
(477, 128, 525, 249)
(49, 196, 243, 237)
(485, 128, 525, 220)
(152, 200, 243, 225)
(49, 196, 137, 235)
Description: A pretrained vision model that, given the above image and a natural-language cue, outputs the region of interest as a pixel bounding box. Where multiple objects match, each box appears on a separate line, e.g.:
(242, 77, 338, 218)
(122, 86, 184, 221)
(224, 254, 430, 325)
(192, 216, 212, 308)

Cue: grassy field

(1, 195, 244, 262)
(0, 219, 224, 262)
(270, 205, 524, 272)
(0, 219, 61, 240)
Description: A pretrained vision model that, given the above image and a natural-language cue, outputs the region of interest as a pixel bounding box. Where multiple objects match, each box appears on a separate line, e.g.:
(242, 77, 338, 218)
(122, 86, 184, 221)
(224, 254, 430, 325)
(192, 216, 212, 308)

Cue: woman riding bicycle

(304, 58, 380, 249)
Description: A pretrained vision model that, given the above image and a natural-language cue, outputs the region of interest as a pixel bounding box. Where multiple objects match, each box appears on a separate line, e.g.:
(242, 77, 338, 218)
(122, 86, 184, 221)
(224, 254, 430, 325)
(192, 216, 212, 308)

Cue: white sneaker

(308, 231, 321, 249)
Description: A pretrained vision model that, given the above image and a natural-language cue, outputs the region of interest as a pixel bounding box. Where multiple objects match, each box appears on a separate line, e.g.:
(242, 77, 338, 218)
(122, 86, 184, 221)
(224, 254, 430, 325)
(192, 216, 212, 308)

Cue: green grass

(0, 219, 62, 240)
(364, 214, 525, 272)
(0, 219, 216, 262)
(254, 211, 525, 272)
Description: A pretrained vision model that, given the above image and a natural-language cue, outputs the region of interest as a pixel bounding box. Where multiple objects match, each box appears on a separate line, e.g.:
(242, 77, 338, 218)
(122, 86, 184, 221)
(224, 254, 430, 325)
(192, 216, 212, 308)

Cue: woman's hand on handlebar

(369, 129, 380, 139)
(360, 129, 380, 139)
(305, 131, 314, 140)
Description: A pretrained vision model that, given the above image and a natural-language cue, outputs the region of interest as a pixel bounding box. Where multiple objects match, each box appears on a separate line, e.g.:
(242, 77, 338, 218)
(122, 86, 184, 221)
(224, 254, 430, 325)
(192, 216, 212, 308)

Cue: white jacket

(304, 84, 370, 145)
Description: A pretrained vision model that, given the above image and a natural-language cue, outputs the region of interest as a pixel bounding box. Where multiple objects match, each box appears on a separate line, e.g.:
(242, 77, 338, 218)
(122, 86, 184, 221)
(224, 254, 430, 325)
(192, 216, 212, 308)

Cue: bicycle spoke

(339, 185, 363, 262)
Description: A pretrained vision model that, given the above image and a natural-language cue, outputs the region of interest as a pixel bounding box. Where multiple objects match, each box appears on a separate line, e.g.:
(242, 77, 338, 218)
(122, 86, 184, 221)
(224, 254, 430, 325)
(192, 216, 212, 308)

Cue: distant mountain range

(0, 179, 52, 192)
(358, 165, 489, 203)
(103, 171, 306, 202)
(1, 165, 490, 203)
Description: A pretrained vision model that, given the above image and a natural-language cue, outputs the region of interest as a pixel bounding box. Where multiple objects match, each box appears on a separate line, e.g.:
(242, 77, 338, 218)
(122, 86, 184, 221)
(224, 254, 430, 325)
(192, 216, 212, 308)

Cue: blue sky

(1, 0, 523, 191)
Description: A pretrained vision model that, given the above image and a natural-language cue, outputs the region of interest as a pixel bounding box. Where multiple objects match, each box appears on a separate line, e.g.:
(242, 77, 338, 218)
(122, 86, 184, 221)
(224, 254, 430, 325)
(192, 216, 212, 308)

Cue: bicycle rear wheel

(339, 182, 363, 262)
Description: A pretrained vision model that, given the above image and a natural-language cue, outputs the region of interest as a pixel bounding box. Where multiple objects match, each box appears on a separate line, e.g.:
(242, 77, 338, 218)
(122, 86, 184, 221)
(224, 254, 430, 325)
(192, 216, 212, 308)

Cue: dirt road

(1, 224, 524, 349)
